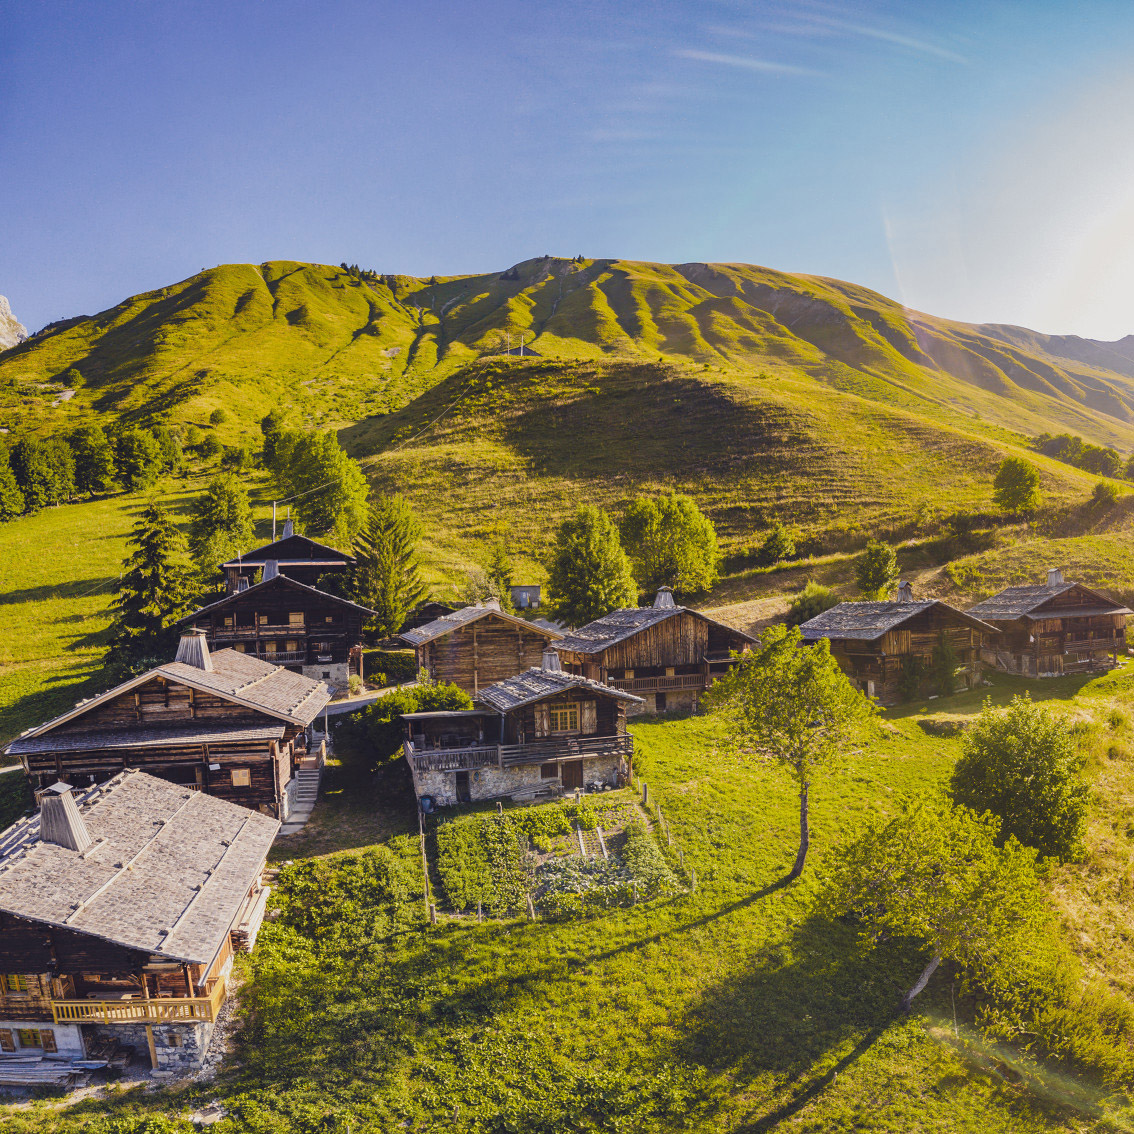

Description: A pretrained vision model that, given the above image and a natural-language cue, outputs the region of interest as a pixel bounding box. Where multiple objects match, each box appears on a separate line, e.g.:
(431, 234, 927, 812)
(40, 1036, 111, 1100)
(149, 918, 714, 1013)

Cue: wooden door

(455, 771, 471, 803)
(562, 760, 583, 790)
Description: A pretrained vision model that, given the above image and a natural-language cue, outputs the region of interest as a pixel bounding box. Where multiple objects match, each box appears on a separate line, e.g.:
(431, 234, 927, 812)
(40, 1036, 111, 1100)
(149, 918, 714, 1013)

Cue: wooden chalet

(400, 600, 459, 634)
(966, 569, 1129, 676)
(553, 588, 756, 713)
(403, 650, 643, 806)
(0, 772, 276, 1078)
(176, 567, 376, 688)
(798, 582, 995, 705)
(5, 633, 331, 822)
(220, 521, 353, 595)
(400, 601, 562, 695)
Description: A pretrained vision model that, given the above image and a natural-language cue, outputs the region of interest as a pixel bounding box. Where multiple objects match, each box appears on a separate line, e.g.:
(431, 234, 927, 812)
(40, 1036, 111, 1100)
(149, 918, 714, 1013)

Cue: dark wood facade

(969, 582, 1129, 676)
(179, 575, 371, 678)
(404, 608, 561, 695)
(221, 532, 353, 594)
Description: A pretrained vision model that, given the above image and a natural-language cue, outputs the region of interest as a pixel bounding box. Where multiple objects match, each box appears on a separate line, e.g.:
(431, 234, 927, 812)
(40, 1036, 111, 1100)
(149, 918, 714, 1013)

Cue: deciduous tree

(116, 428, 162, 490)
(786, 580, 837, 627)
(706, 624, 875, 880)
(189, 474, 255, 587)
(952, 694, 1087, 861)
(0, 442, 24, 520)
(70, 424, 117, 495)
(9, 436, 74, 511)
(993, 457, 1042, 516)
(823, 800, 1049, 1011)
(620, 493, 720, 595)
(547, 505, 637, 627)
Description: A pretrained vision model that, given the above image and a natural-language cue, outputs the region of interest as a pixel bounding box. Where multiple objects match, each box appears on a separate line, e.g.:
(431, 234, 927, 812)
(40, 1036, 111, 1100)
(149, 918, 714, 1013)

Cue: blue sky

(4, 0, 1134, 338)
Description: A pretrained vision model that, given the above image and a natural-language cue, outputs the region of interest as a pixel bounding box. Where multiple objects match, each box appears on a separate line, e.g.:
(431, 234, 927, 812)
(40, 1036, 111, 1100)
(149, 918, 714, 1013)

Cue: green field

(7, 670, 1134, 1132)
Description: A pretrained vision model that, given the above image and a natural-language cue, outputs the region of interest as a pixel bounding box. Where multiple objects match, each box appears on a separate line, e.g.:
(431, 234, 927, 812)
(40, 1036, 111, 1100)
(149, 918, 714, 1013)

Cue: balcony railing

(606, 673, 706, 693)
(406, 734, 634, 773)
(1062, 637, 1124, 652)
(258, 650, 308, 664)
(52, 977, 226, 1025)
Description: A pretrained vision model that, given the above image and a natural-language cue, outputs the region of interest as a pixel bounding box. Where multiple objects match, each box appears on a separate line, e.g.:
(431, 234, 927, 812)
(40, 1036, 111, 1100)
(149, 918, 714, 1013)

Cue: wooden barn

(798, 583, 995, 705)
(4, 633, 331, 821)
(553, 588, 756, 713)
(966, 569, 1129, 676)
(219, 520, 353, 594)
(0, 772, 276, 1078)
(176, 567, 376, 689)
(400, 601, 562, 695)
(403, 650, 642, 806)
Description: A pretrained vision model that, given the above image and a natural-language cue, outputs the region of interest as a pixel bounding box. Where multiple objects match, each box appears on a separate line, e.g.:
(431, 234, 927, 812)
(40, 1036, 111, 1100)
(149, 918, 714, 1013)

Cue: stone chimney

(39, 784, 93, 853)
(653, 586, 676, 610)
(484, 598, 501, 611)
(896, 580, 914, 602)
(1048, 568, 1064, 587)
(282, 518, 294, 539)
(541, 648, 562, 672)
(175, 629, 213, 671)
(262, 559, 279, 581)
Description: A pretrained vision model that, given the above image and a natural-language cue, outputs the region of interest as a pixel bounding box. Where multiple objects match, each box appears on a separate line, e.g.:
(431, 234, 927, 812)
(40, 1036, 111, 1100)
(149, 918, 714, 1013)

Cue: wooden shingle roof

(555, 604, 756, 656)
(7, 723, 285, 757)
(475, 668, 644, 713)
(799, 600, 995, 642)
(0, 771, 278, 965)
(966, 582, 1131, 621)
(401, 603, 562, 647)
(221, 533, 353, 570)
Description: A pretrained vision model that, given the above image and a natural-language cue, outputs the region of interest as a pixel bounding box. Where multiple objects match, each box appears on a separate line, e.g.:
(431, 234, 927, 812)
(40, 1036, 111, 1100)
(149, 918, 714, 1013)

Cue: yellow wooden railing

(52, 977, 226, 1025)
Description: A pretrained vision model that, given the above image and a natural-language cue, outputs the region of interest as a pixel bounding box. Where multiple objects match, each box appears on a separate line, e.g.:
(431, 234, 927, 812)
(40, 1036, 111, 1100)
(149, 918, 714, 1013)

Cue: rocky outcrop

(0, 295, 27, 351)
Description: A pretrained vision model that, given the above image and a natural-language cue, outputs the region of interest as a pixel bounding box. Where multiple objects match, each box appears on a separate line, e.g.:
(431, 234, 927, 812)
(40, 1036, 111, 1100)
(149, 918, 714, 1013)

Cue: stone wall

(303, 661, 349, 689)
(90, 1020, 213, 1073)
(413, 753, 622, 808)
(627, 688, 699, 715)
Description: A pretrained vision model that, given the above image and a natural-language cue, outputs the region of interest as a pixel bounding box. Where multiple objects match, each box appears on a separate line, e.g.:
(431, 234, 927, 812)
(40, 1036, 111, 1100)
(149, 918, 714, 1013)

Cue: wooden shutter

(40, 1029, 57, 1054)
(534, 704, 550, 738)
(0, 1030, 13, 1053)
(580, 701, 597, 735)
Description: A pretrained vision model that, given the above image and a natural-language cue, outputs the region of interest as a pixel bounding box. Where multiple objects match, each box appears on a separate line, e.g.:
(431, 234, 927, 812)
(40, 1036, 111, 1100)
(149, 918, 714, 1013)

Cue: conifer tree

(189, 474, 254, 587)
(71, 424, 117, 495)
(0, 442, 24, 520)
(547, 506, 637, 627)
(106, 502, 194, 669)
(347, 494, 426, 638)
(488, 538, 516, 612)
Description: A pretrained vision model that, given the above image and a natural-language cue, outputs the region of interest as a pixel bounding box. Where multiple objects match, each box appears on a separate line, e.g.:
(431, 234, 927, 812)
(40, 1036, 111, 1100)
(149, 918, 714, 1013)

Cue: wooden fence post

(477, 902, 483, 923)
(526, 895, 536, 920)
(418, 808, 432, 918)
(642, 782, 649, 808)
(429, 903, 437, 925)
(576, 824, 587, 857)
(597, 826, 609, 860)
(497, 801, 503, 814)
(690, 869, 696, 893)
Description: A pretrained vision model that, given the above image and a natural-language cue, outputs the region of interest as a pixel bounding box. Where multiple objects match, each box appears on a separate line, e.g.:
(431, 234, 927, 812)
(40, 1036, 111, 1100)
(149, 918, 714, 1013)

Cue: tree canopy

(189, 474, 255, 586)
(619, 493, 719, 595)
(268, 428, 369, 545)
(106, 502, 195, 669)
(756, 522, 796, 567)
(785, 580, 837, 627)
(706, 624, 874, 879)
(854, 540, 900, 599)
(546, 505, 638, 627)
(344, 494, 426, 639)
(9, 435, 74, 512)
(0, 442, 24, 520)
(993, 457, 1042, 516)
(70, 424, 117, 496)
(823, 800, 1050, 1011)
(115, 428, 163, 491)
(952, 694, 1087, 861)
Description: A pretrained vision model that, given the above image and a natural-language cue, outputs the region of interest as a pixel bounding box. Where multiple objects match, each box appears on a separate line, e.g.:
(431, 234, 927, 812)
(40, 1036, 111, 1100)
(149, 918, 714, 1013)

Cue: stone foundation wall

(302, 661, 350, 689)
(626, 688, 700, 716)
(90, 1020, 213, 1073)
(0, 1019, 85, 1058)
(413, 754, 623, 808)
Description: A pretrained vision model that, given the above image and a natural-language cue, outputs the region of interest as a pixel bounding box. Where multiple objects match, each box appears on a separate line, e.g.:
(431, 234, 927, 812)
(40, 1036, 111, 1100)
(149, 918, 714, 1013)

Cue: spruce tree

(106, 502, 194, 669)
(488, 538, 516, 612)
(0, 442, 24, 519)
(71, 424, 117, 495)
(347, 494, 426, 638)
(547, 505, 637, 627)
(189, 474, 254, 587)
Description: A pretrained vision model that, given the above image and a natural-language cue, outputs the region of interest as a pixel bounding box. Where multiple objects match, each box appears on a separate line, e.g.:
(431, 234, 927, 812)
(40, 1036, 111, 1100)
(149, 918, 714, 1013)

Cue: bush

(993, 456, 1042, 516)
(199, 433, 222, 459)
(363, 648, 417, 685)
(756, 522, 795, 566)
(1092, 480, 1119, 507)
(786, 580, 836, 626)
(60, 366, 84, 388)
(952, 694, 1088, 861)
(209, 407, 228, 426)
(854, 540, 899, 599)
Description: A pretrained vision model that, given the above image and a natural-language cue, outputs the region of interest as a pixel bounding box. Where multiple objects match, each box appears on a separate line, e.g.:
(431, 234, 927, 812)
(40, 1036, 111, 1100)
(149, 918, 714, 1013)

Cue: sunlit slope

(6, 257, 1134, 450)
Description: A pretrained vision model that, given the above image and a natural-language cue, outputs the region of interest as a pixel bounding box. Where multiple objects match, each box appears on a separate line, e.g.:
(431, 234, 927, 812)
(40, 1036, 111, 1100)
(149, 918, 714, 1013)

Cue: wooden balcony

(52, 977, 226, 1026)
(406, 734, 633, 773)
(606, 673, 706, 694)
(1062, 636, 1124, 653)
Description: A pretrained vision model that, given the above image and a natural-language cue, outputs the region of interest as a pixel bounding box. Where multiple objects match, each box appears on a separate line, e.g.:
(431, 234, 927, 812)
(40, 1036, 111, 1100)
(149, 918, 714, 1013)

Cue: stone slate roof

(555, 605, 756, 655)
(5, 649, 330, 755)
(0, 771, 278, 965)
(799, 600, 995, 642)
(8, 723, 285, 757)
(401, 603, 562, 647)
(966, 582, 1131, 621)
(221, 533, 353, 569)
(175, 572, 378, 626)
(476, 668, 644, 712)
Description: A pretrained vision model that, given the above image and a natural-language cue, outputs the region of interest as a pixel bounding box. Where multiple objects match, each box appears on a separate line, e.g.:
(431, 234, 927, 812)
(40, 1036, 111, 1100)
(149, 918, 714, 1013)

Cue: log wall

(420, 616, 553, 693)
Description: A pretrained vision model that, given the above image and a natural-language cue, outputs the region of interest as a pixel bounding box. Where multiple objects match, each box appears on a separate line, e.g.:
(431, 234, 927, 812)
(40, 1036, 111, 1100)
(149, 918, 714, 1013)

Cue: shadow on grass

(676, 915, 917, 1130)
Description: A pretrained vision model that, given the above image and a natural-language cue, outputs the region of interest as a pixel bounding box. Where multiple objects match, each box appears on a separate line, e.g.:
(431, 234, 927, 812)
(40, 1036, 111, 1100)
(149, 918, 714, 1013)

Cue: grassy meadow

(8, 670, 1134, 1132)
